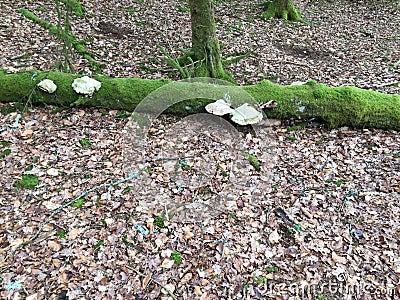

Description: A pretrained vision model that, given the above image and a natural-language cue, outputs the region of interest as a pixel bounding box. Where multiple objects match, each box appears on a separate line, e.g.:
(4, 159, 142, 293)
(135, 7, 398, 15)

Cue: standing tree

(161, 0, 246, 81)
(188, 0, 232, 81)
(261, 0, 304, 22)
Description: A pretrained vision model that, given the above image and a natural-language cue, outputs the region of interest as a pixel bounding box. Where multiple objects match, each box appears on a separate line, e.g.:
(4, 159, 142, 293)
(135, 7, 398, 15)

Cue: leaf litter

(0, 105, 398, 299)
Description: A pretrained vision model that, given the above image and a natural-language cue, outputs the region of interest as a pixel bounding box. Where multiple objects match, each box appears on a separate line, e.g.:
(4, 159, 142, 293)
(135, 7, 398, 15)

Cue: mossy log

(0, 69, 399, 130)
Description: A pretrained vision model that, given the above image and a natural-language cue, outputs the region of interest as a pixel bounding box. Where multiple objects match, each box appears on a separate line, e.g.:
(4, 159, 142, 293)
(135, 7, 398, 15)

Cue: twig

(374, 81, 399, 88)
(164, 203, 170, 221)
(265, 206, 271, 223)
(126, 265, 177, 300)
(284, 60, 311, 68)
(11, 52, 26, 60)
(49, 222, 67, 231)
(32, 230, 57, 245)
(145, 155, 196, 163)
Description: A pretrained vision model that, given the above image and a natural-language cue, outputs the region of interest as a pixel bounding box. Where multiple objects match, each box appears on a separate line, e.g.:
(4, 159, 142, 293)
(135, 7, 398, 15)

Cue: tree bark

(1, 70, 399, 130)
(189, 0, 230, 80)
(262, 0, 304, 22)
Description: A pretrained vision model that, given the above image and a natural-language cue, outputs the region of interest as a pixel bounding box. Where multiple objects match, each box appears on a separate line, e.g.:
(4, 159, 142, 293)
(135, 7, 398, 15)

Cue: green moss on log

(0, 69, 399, 130)
(243, 80, 400, 129)
(0, 70, 169, 111)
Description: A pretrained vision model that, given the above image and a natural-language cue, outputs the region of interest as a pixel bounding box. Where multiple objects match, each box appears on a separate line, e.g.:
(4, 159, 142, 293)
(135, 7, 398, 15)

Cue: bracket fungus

(205, 99, 234, 116)
(205, 93, 265, 125)
(231, 103, 263, 125)
(72, 76, 101, 97)
(37, 79, 57, 94)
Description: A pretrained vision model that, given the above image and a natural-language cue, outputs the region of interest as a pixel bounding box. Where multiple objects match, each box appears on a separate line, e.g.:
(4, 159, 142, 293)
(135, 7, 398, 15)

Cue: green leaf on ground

(154, 216, 166, 228)
(171, 251, 182, 264)
(57, 230, 67, 239)
(0, 149, 11, 158)
(70, 198, 85, 208)
(93, 240, 104, 251)
(79, 138, 91, 148)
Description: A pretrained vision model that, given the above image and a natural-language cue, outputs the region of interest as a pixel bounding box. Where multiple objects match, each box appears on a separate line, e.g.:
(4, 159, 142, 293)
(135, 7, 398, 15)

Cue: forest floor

(0, 0, 400, 299)
(1, 0, 400, 93)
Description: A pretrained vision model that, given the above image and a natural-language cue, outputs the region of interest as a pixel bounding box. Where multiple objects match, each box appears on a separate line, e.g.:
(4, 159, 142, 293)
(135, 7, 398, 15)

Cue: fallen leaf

(194, 286, 202, 296)
(21, 129, 34, 138)
(48, 240, 61, 252)
(161, 258, 174, 269)
(143, 273, 152, 289)
(26, 293, 38, 300)
(332, 251, 348, 264)
(269, 229, 281, 244)
(161, 283, 175, 294)
(181, 272, 193, 284)
(67, 228, 80, 240)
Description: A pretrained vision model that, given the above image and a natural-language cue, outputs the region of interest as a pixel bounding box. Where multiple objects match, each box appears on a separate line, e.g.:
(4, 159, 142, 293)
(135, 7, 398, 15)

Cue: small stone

(290, 81, 306, 86)
(350, 229, 363, 239)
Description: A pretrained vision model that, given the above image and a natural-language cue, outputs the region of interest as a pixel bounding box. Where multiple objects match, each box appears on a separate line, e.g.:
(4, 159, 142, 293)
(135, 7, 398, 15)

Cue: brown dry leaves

(0, 0, 399, 93)
(0, 104, 399, 299)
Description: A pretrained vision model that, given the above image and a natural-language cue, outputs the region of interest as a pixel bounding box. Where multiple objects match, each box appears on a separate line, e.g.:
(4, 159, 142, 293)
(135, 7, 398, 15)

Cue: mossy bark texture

(59, 0, 85, 17)
(189, 0, 231, 81)
(262, 0, 304, 22)
(0, 70, 399, 130)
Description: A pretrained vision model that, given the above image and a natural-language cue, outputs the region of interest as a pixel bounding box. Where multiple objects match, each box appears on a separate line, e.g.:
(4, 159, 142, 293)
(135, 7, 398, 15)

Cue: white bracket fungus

(205, 93, 266, 125)
(205, 99, 234, 116)
(37, 79, 57, 94)
(72, 76, 101, 97)
(230, 103, 263, 125)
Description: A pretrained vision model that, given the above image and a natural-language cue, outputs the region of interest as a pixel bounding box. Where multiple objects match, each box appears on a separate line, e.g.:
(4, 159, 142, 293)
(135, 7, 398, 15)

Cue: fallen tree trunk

(0, 69, 399, 130)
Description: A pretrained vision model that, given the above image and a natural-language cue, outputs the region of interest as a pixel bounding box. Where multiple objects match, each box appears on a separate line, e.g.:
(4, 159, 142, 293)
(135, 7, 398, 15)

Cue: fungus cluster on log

(205, 93, 277, 125)
(36, 76, 102, 97)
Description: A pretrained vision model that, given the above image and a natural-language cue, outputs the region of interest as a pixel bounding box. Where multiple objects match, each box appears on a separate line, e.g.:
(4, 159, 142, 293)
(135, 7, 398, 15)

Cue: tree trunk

(189, 0, 231, 80)
(1, 70, 399, 130)
(262, 0, 304, 22)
